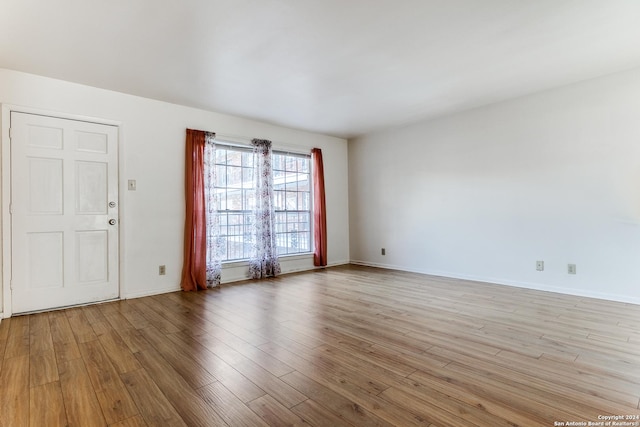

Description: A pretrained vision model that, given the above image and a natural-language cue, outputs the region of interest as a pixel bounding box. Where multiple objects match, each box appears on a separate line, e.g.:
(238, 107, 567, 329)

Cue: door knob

(108, 219, 117, 225)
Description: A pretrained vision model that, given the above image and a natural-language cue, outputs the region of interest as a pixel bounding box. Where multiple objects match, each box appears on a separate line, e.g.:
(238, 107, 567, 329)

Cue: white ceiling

(2, 0, 640, 138)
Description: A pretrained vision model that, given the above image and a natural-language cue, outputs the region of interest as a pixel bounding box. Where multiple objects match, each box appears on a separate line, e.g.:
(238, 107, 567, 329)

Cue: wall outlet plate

(568, 264, 576, 274)
(159, 265, 166, 275)
(536, 260, 544, 271)
(381, 248, 386, 256)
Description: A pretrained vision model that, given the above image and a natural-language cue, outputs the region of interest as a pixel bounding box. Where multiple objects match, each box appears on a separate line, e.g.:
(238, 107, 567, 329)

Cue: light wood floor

(1, 265, 639, 426)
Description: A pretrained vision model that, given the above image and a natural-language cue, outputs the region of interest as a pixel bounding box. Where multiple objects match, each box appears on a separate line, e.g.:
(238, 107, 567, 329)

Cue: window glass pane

(273, 167, 285, 181)
(275, 213, 286, 235)
(290, 232, 304, 251)
(297, 174, 309, 191)
(242, 167, 254, 188)
(227, 190, 243, 210)
(245, 190, 256, 211)
(240, 189, 248, 210)
(299, 213, 310, 231)
(217, 191, 227, 210)
(227, 150, 242, 166)
(228, 240, 238, 260)
(244, 213, 254, 227)
(287, 212, 297, 224)
(242, 152, 254, 168)
(301, 232, 310, 251)
(286, 191, 297, 210)
(274, 190, 286, 210)
(297, 158, 309, 173)
(273, 178, 286, 191)
(285, 176, 296, 191)
(285, 157, 296, 171)
(298, 192, 309, 210)
(215, 165, 227, 187)
(216, 149, 227, 164)
(273, 155, 284, 171)
(227, 166, 242, 188)
(276, 233, 287, 254)
(219, 242, 228, 260)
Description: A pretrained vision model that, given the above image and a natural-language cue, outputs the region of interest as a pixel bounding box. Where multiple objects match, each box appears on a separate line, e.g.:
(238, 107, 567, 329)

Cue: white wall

(349, 67, 640, 304)
(0, 69, 349, 316)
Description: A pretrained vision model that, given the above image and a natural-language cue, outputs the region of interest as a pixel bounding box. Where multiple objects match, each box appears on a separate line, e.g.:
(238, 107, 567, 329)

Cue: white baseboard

(121, 260, 351, 298)
(122, 285, 181, 300)
(220, 256, 350, 284)
(326, 260, 350, 267)
(350, 259, 640, 306)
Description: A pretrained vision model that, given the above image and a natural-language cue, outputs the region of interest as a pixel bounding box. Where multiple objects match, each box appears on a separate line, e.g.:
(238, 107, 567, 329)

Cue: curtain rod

(215, 133, 313, 157)
(186, 129, 314, 156)
(187, 128, 215, 136)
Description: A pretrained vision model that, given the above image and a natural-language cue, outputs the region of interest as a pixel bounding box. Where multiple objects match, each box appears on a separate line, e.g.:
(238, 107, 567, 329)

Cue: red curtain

(180, 129, 208, 291)
(312, 148, 327, 266)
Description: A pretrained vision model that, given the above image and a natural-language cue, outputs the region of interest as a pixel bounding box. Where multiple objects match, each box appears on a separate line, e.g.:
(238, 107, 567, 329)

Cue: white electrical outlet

(381, 248, 386, 256)
(159, 265, 166, 275)
(568, 264, 576, 274)
(128, 179, 137, 191)
(536, 261, 544, 271)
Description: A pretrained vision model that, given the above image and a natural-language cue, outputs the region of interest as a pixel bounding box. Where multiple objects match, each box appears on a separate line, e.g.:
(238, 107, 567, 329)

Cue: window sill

(221, 252, 313, 269)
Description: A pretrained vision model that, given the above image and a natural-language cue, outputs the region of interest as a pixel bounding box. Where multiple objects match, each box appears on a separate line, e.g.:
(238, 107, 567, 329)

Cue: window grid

(213, 145, 311, 262)
(214, 146, 255, 261)
(273, 152, 311, 256)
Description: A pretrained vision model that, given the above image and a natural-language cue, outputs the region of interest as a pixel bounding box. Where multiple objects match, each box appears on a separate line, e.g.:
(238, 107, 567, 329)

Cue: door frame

(1, 104, 123, 318)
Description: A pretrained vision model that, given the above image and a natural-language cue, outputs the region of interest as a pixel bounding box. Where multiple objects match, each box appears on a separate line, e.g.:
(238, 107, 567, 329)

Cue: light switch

(128, 180, 136, 191)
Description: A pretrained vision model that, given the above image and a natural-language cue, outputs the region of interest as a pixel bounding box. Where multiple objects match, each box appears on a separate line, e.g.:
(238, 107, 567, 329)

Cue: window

(273, 152, 311, 256)
(213, 145, 254, 261)
(214, 144, 311, 261)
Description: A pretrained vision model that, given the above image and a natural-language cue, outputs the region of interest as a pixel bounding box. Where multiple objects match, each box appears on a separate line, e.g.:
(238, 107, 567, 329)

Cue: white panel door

(10, 112, 119, 313)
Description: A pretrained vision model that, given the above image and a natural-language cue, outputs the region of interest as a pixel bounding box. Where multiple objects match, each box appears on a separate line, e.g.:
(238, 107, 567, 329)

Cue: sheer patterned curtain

(204, 133, 222, 287)
(248, 139, 281, 279)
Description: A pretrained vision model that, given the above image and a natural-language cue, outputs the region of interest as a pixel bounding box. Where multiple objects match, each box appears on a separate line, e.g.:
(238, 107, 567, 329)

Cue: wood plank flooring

(1, 264, 639, 426)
